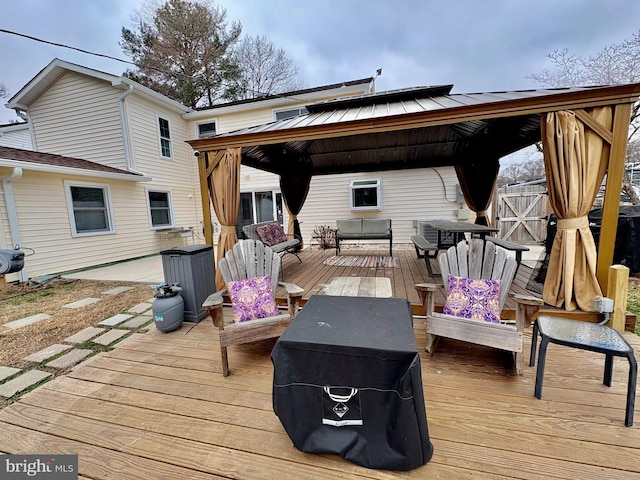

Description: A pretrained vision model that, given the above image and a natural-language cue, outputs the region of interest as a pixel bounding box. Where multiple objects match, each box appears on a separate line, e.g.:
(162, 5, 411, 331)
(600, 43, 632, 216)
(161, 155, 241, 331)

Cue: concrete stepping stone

(23, 344, 73, 363)
(0, 370, 51, 398)
(127, 302, 152, 314)
(64, 326, 105, 344)
(45, 349, 92, 369)
(92, 329, 130, 346)
(122, 315, 153, 329)
(101, 286, 135, 295)
(3, 313, 51, 330)
(113, 333, 146, 347)
(0, 366, 21, 382)
(63, 297, 101, 309)
(99, 313, 133, 326)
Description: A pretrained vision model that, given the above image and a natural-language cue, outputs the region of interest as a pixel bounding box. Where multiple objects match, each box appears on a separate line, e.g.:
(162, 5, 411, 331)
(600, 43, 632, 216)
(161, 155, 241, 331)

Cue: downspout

(16, 109, 37, 151)
(116, 83, 147, 176)
(1, 167, 28, 282)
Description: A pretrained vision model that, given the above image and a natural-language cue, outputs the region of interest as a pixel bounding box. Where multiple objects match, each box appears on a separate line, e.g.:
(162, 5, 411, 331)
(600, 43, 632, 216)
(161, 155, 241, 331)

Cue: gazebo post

(596, 103, 632, 291)
(197, 151, 214, 247)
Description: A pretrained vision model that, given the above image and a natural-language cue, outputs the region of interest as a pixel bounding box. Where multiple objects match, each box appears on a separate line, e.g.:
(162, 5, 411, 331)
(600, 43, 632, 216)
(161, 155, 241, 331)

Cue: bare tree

(120, 0, 242, 108)
(528, 31, 640, 204)
(0, 82, 7, 99)
(498, 158, 545, 186)
(229, 35, 304, 100)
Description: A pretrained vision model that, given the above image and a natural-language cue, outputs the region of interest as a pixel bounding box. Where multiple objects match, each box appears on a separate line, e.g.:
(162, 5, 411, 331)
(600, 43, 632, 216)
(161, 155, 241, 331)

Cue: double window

(65, 182, 115, 236)
(350, 178, 382, 211)
(147, 189, 174, 229)
(158, 117, 172, 158)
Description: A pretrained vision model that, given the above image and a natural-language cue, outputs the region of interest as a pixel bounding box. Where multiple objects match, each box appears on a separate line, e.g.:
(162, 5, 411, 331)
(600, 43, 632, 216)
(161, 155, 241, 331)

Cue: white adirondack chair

(202, 240, 304, 376)
(416, 238, 542, 375)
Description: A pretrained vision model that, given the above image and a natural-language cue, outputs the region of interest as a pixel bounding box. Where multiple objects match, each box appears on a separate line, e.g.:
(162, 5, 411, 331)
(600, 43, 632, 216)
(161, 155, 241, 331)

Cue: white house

(1, 58, 464, 282)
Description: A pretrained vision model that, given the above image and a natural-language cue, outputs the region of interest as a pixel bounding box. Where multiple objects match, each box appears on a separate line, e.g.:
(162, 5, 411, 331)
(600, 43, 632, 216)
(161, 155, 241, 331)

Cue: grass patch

(0, 289, 55, 306)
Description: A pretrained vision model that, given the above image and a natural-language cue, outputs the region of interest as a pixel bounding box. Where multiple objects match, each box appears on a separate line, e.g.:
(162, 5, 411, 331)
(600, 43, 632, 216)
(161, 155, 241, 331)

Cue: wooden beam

(606, 264, 629, 333)
(596, 103, 632, 290)
(574, 109, 613, 144)
(197, 152, 213, 246)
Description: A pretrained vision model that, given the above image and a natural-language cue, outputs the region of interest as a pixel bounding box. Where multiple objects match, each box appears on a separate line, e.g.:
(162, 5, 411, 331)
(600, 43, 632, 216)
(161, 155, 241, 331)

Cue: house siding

(28, 71, 127, 170)
(298, 168, 462, 245)
(127, 95, 204, 235)
(0, 127, 32, 150)
(8, 170, 196, 278)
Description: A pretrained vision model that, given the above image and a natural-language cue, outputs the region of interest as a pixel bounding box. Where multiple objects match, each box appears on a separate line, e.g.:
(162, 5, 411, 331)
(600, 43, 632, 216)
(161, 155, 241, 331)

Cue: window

(65, 182, 114, 236)
(236, 190, 283, 238)
(197, 121, 217, 138)
(274, 107, 308, 121)
(350, 178, 382, 211)
(158, 117, 172, 158)
(147, 189, 174, 228)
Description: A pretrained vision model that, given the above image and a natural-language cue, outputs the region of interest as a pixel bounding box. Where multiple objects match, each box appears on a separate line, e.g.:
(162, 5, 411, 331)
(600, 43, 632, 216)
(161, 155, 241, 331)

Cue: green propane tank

(152, 283, 184, 333)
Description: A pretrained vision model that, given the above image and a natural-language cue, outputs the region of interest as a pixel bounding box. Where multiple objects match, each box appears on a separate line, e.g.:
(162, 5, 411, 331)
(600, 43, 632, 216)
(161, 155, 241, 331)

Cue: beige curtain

(542, 108, 611, 310)
(207, 149, 241, 290)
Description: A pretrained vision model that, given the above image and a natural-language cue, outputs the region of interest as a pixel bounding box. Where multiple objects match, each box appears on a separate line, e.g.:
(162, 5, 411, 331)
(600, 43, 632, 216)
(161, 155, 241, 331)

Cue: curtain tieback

(557, 216, 589, 230)
(220, 225, 236, 234)
(476, 210, 489, 217)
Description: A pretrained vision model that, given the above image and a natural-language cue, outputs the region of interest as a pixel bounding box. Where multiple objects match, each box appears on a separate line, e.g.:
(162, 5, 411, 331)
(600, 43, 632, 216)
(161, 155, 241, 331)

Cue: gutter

(0, 159, 149, 181)
(114, 82, 149, 177)
(1, 167, 28, 281)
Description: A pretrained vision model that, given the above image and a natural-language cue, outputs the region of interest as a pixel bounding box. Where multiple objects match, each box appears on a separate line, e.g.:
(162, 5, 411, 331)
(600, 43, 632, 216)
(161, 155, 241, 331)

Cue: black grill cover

(271, 295, 433, 471)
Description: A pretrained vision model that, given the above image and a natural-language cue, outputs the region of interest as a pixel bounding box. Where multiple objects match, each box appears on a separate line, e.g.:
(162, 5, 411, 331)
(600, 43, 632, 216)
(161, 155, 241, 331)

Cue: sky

(1, 0, 639, 126)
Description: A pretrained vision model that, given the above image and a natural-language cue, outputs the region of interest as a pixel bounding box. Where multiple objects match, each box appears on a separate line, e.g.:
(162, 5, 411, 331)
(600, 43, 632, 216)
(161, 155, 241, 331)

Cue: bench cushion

(269, 239, 300, 253)
(362, 219, 391, 235)
(337, 219, 363, 234)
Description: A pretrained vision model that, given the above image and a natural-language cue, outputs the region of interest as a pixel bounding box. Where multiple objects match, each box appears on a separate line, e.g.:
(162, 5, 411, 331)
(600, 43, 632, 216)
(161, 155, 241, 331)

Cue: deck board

(0, 244, 638, 478)
(0, 313, 637, 479)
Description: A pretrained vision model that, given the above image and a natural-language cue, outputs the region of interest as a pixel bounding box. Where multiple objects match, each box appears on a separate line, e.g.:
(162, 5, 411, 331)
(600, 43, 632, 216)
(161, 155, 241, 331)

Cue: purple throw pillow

(228, 275, 279, 323)
(442, 274, 501, 323)
(256, 223, 288, 246)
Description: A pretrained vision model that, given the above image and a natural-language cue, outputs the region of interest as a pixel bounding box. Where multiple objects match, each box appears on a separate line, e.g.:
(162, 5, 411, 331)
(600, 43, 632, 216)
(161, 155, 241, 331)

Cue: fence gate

(496, 184, 548, 244)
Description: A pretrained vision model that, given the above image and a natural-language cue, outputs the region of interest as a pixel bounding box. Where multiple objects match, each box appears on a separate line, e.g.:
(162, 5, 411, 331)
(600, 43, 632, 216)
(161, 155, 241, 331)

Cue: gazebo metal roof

(189, 83, 639, 177)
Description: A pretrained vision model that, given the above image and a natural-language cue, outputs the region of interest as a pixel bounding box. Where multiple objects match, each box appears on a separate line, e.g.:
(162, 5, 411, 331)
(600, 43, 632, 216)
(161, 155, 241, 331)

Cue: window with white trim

(65, 182, 115, 236)
(350, 178, 382, 211)
(147, 189, 174, 228)
(158, 117, 173, 158)
(274, 107, 308, 121)
(197, 121, 217, 138)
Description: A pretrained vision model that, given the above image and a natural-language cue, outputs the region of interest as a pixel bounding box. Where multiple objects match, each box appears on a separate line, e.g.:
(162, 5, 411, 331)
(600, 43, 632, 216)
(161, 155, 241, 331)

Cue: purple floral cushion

(442, 274, 501, 323)
(228, 275, 279, 323)
(256, 223, 288, 246)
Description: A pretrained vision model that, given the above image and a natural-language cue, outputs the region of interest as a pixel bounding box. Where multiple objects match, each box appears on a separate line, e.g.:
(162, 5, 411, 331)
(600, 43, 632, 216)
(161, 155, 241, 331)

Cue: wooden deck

(0, 307, 638, 479)
(0, 244, 638, 478)
(275, 245, 635, 328)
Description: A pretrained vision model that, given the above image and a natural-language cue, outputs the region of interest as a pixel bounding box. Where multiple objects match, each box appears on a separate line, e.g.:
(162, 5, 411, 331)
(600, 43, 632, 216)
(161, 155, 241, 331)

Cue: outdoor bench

(335, 218, 392, 256)
(242, 221, 302, 262)
(411, 234, 439, 277)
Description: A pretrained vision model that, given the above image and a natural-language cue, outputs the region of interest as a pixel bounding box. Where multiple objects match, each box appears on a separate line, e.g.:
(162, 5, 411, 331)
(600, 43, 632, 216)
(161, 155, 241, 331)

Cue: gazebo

(188, 83, 640, 325)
